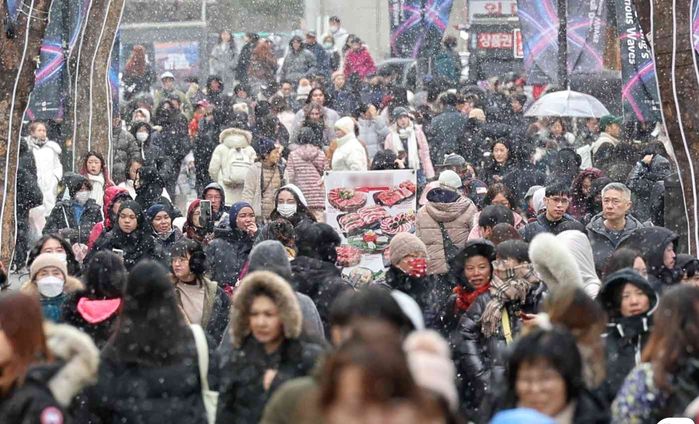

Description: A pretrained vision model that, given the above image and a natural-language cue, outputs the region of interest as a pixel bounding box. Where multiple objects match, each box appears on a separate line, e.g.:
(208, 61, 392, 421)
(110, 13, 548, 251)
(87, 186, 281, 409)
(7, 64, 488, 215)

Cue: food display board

(324, 170, 417, 281)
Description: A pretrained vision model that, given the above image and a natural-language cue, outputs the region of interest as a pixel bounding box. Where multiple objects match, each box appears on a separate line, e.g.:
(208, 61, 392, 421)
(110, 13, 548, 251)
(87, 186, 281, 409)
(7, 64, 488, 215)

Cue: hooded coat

(425, 106, 469, 165)
(209, 127, 257, 203)
(617, 227, 681, 293)
(597, 269, 658, 402)
(135, 165, 168, 210)
(205, 220, 255, 287)
(0, 322, 99, 424)
(284, 144, 326, 209)
(626, 154, 672, 223)
(61, 290, 122, 349)
(110, 126, 141, 185)
(416, 188, 477, 275)
(86, 186, 131, 250)
(556, 230, 602, 298)
(20, 276, 85, 323)
(89, 201, 164, 270)
(343, 46, 376, 79)
(529, 232, 584, 291)
(216, 271, 323, 424)
(27, 136, 63, 214)
(44, 176, 103, 245)
(280, 47, 317, 83)
(330, 118, 368, 171)
(586, 212, 646, 274)
(130, 122, 167, 173)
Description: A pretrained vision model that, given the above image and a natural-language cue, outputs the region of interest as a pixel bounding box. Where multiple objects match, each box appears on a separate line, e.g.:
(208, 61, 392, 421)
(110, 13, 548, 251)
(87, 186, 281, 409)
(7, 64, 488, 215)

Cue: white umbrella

(524, 89, 610, 118)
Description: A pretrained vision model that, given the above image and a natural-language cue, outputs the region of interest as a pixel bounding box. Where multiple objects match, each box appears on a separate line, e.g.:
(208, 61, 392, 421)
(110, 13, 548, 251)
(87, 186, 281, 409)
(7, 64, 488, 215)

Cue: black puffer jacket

(61, 291, 121, 349)
(617, 226, 682, 293)
(44, 199, 103, 245)
(0, 364, 67, 424)
(379, 266, 444, 328)
(290, 256, 352, 333)
(520, 212, 579, 242)
(205, 228, 255, 287)
(425, 106, 469, 163)
(598, 268, 658, 402)
(216, 336, 322, 424)
(452, 282, 545, 417)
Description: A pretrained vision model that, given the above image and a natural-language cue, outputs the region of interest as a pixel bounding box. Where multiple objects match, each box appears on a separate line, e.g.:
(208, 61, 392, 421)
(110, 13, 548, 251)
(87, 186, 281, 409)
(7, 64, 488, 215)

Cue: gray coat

(586, 212, 646, 273)
(280, 49, 317, 83)
(110, 127, 140, 184)
(358, 116, 390, 160)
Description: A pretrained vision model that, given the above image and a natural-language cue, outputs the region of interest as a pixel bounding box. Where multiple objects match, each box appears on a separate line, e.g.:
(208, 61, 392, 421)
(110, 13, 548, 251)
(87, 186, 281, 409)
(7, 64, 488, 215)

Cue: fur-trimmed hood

(529, 232, 583, 290)
(231, 271, 302, 348)
(219, 127, 253, 148)
(20, 276, 84, 297)
(43, 322, 100, 406)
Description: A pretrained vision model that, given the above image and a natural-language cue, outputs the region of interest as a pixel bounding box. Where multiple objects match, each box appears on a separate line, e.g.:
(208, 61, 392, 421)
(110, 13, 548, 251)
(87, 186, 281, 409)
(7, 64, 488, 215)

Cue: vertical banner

(567, 0, 609, 73)
(153, 41, 200, 82)
(693, 0, 699, 54)
(109, 32, 120, 113)
(389, 0, 454, 59)
(516, 0, 560, 84)
(615, 0, 661, 122)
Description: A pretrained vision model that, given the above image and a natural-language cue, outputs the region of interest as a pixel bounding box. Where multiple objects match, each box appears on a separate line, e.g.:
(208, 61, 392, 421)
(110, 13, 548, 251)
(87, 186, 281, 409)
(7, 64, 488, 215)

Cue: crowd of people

(2, 14, 699, 424)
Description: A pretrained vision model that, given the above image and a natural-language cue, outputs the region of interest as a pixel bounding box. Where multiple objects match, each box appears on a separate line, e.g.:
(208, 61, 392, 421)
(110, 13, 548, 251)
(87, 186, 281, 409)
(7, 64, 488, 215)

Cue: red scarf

(453, 283, 490, 314)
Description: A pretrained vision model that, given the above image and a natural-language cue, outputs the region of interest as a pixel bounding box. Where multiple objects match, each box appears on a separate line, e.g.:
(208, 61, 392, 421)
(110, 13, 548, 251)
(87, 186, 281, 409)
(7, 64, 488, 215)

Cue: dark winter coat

(76, 341, 212, 424)
(44, 199, 103, 245)
(598, 269, 658, 403)
(0, 323, 99, 424)
(480, 159, 517, 186)
(378, 266, 443, 328)
(122, 64, 156, 100)
(154, 227, 184, 265)
(425, 106, 470, 164)
(205, 228, 255, 286)
(304, 42, 330, 77)
(586, 212, 646, 273)
(193, 117, 222, 192)
(434, 47, 462, 85)
(110, 126, 141, 184)
(452, 283, 545, 416)
(290, 256, 352, 333)
(131, 122, 168, 173)
(280, 48, 317, 83)
(17, 138, 43, 215)
(617, 227, 682, 293)
(236, 41, 256, 83)
(175, 277, 231, 346)
(61, 291, 121, 349)
(520, 212, 579, 242)
(626, 154, 672, 223)
(216, 337, 322, 424)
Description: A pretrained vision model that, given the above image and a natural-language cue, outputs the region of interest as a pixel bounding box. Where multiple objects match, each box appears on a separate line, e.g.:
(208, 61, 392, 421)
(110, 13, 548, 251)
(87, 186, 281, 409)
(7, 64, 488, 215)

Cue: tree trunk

(71, 0, 125, 169)
(651, 0, 699, 254)
(0, 0, 54, 268)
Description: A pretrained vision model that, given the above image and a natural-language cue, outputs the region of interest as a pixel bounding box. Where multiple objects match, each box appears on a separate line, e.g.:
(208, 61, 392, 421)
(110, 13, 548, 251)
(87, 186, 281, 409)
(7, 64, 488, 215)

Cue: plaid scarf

(480, 261, 541, 338)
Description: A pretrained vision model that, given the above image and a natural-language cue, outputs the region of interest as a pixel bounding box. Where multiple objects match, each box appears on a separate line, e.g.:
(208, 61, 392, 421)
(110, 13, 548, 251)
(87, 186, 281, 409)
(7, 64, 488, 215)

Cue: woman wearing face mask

(44, 175, 102, 263)
(26, 234, 81, 277)
(146, 204, 183, 263)
(267, 185, 316, 230)
(20, 253, 84, 321)
(205, 201, 259, 289)
(322, 35, 341, 73)
(79, 151, 115, 207)
(130, 121, 166, 175)
(384, 107, 434, 184)
(89, 200, 164, 271)
(242, 138, 284, 222)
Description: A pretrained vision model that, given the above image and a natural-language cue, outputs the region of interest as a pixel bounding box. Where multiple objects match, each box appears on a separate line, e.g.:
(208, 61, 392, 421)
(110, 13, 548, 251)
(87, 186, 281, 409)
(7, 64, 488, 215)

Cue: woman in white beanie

(20, 253, 83, 322)
(330, 117, 368, 171)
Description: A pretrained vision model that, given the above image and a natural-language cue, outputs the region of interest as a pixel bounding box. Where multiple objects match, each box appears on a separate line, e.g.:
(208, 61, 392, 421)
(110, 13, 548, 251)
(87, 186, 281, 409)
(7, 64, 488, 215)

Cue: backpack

(222, 148, 252, 187)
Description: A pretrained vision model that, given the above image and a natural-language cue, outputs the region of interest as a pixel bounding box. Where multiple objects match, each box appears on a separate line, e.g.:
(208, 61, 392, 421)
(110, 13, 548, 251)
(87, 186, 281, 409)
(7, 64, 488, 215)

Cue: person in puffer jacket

(208, 127, 257, 204)
(284, 126, 327, 217)
(330, 117, 367, 171)
(86, 186, 132, 250)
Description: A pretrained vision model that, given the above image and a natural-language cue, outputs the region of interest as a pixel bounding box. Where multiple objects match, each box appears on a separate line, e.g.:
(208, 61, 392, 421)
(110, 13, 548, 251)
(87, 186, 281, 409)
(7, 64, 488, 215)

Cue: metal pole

(557, 0, 568, 88)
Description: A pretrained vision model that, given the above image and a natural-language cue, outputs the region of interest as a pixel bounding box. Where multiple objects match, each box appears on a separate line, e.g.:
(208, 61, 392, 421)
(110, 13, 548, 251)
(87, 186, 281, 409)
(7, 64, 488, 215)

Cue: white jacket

(28, 138, 62, 215)
(331, 132, 368, 171)
(209, 128, 257, 204)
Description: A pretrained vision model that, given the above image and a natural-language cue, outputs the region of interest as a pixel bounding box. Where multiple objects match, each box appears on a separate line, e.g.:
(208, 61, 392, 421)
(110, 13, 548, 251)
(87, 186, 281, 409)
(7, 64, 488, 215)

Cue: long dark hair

(82, 251, 127, 299)
(27, 234, 80, 276)
(170, 239, 208, 280)
(103, 261, 194, 366)
(268, 187, 317, 225)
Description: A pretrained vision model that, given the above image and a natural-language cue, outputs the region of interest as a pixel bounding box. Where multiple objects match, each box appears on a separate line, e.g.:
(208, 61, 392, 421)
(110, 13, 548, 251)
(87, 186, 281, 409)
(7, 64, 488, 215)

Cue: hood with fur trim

(219, 127, 253, 149)
(529, 232, 583, 291)
(231, 271, 302, 348)
(43, 322, 100, 406)
(21, 276, 84, 298)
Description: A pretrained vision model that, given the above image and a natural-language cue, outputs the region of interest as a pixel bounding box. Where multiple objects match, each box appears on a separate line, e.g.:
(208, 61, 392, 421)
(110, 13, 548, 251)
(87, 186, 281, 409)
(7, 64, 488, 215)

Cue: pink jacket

(285, 144, 327, 209)
(344, 47, 376, 79)
(384, 125, 435, 179)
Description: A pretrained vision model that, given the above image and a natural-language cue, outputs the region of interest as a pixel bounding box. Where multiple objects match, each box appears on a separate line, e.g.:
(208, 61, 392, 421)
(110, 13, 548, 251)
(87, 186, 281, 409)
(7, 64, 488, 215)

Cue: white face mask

(37, 276, 64, 298)
(54, 252, 68, 263)
(75, 191, 90, 205)
(277, 203, 297, 218)
(136, 132, 149, 142)
(329, 25, 338, 33)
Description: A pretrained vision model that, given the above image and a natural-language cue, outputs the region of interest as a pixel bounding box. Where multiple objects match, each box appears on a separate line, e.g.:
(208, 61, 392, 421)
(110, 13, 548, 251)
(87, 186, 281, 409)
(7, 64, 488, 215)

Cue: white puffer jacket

(208, 128, 257, 204)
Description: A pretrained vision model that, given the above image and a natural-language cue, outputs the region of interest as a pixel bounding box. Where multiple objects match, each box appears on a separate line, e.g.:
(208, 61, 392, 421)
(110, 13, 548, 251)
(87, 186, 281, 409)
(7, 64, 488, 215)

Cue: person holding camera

(205, 201, 259, 291)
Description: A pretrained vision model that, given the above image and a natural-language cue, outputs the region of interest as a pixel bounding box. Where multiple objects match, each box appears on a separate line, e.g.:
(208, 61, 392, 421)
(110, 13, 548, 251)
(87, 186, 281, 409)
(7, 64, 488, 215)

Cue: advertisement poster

(388, 0, 454, 58)
(567, 0, 609, 74)
(516, 0, 560, 84)
(324, 170, 417, 282)
(153, 41, 200, 81)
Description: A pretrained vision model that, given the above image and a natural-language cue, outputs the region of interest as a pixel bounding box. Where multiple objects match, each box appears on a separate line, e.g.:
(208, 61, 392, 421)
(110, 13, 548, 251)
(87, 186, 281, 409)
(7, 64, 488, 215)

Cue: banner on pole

(389, 0, 454, 58)
(516, 0, 560, 84)
(567, 0, 609, 73)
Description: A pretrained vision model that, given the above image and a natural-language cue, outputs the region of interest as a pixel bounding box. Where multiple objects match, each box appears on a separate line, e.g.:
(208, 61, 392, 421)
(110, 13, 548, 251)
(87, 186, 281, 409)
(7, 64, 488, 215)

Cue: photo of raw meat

(336, 245, 362, 268)
(380, 211, 416, 235)
(328, 187, 367, 211)
(337, 213, 364, 234)
(356, 205, 390, 226)
(373, 180, 416, 207)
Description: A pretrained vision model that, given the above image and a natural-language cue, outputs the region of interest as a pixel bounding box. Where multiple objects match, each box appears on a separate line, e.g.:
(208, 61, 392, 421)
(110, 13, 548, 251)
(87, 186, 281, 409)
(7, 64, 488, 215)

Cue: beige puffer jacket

(416, 196, 477, 275)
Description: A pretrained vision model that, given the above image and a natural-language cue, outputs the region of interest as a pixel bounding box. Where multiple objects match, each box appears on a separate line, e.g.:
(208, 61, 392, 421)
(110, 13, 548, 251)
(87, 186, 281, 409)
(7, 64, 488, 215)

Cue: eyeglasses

(546, 197, 569, 205)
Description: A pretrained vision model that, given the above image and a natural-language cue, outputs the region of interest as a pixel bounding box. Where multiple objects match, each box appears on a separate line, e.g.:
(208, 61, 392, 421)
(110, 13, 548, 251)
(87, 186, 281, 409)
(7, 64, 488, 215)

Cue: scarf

(481, 262, 541, 338)
(88, 173, 105, 206)
(453, 282, 490, 314)
(390, 124, 420, 171)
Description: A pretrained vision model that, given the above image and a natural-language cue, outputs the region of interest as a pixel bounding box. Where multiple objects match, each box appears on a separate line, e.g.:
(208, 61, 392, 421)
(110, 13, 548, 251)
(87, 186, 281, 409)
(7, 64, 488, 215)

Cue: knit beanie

(30, 253, 68, 281)
(438, 170, 462, 191)
(146, 204, 168, 223)
(229, 201, 254, 229)
(403, 330, 459, 412)
(255, 137, 277, 157)
(248, 240, 293, 281)
(334, 116, 355, 136)
(469, 108, 486, 123)
(389, 232, 427, 266)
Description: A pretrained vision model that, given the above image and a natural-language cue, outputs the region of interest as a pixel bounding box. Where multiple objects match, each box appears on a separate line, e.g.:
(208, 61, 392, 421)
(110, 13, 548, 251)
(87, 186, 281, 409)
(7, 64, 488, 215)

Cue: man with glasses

(586, 182, 646, 273)
(521, 182, 578, 242)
